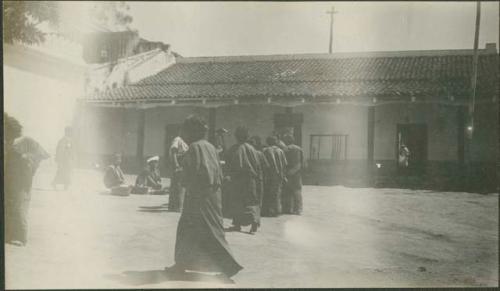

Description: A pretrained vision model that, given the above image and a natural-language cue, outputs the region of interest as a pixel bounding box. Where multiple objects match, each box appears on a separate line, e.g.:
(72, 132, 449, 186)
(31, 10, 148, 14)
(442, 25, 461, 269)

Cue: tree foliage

(3, 1, 134, 45)
(3, 1, 59, 45)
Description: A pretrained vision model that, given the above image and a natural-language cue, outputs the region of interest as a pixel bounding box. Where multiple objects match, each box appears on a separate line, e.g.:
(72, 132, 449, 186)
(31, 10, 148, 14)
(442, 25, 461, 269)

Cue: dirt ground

(4, 163, 499, 288)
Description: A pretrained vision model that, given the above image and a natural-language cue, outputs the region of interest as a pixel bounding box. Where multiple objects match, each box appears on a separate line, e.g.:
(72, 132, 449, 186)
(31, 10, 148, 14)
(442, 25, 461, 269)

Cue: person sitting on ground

(135, 156, 163, 191)
(103, 154, 131, 195)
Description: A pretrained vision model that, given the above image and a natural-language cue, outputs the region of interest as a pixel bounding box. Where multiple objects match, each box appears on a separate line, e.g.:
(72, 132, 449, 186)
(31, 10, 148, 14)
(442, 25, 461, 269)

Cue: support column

(367, 106, 375, 162)
(136, 109, 146, 172)
(208, 107, 216, 144)
(457, 106, 465, 166)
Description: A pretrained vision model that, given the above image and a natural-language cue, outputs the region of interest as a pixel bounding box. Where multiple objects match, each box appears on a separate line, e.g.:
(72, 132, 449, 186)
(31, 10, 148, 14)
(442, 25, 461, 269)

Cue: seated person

(134, 156, 163, 193)
(103, 154, 131, 195)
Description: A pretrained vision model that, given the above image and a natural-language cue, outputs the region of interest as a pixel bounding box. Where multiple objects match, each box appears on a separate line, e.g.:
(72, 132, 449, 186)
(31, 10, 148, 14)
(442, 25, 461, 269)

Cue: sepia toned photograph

(2, 1, 499, 289)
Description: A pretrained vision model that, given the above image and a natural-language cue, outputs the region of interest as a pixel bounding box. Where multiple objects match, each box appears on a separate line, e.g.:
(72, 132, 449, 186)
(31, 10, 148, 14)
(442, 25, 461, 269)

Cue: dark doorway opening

(396, 124, 428, 175)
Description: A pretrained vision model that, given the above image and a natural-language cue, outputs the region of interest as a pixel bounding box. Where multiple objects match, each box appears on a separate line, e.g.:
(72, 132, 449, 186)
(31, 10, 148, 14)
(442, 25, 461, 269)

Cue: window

(309, 134, 348, 161)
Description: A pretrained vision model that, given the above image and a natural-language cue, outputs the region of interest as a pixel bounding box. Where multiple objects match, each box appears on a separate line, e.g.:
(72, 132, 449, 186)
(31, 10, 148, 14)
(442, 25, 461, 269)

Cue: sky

(126, 1, 499, 57)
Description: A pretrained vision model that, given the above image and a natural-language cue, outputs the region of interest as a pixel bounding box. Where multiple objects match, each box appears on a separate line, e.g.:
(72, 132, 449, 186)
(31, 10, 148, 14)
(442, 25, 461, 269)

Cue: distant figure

(169, 133, 189, 211)
(225, 126, 261, 234)
(4, 113, 33, 246)
(248, 135, 269, 210)
(135, 156, 163, 191)
(14, 136, 50, 188)
(398, 144, 410, 168)
(261, 136, 288, 217)
(166, 115, 243, 280)
(282, 134, 304, 215)
(103, 154, 131, 195)
(52, 126, 74, 190)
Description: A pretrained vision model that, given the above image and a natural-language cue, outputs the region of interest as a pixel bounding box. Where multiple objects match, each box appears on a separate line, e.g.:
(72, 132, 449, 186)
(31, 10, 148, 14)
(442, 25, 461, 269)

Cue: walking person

(165, 115, 243, 280)
(52, 126, 74, 190)
(225, 126, 262, 234)
(261, 136, 287, 217)
(14, 136, 50, 190)
(4, 113, 34, 246)
(282, 134, 304, 215)
(168, 132, 188, 211)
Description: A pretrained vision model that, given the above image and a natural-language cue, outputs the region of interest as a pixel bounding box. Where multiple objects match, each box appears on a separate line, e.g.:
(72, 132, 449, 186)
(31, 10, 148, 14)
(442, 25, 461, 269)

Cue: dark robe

(174, 139, 242, 277)
(225, 142, 261, 227)
(283, 144, 304, 215)
(53, 136, 73, 187)
(103, 165, 125, 188)
(135, 168, 162, 190)
(4, 147, 33, 244)
(254, 149, 269, 208)
(262, 145, 287, 217)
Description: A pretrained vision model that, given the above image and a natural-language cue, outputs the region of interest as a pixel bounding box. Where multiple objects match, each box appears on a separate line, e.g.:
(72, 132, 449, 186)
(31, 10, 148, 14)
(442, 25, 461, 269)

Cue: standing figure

(225, 126, 261, 234)
(166, 115, 243, 280)
(4, 113, 33, 246)
(282, 134, 304, 215)
(261, 136, 288, 217)
(135, 156, 163, 191)
(168, 133, 188, 212)
(52, 126, 74, 190)
(248, 136, 269, 209)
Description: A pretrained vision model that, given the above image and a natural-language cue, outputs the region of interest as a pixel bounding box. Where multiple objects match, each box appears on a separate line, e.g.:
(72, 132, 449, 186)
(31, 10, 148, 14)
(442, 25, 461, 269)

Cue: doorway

(396, 124, 428, 175)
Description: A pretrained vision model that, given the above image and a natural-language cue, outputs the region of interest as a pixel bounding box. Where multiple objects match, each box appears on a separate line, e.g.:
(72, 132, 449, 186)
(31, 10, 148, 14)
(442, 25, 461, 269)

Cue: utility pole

(464, 0, 481, 191)
(326, 6, 338, 54)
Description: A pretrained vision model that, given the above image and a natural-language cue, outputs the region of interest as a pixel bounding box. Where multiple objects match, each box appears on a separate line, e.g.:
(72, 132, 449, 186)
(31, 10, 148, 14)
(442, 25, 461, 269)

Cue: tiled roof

(87, 49, 499, 104)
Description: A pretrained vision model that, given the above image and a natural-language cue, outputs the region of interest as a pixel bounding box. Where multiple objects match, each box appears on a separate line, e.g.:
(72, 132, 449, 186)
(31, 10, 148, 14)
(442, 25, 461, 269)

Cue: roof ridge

(176, 48, 496, 64)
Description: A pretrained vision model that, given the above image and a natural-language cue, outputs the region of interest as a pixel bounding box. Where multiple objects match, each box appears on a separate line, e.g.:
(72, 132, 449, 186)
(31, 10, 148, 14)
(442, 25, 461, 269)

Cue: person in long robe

(168, 134, 188, 211)
(4, 113, 33, 246)
(282, 134, 304, 215)
(14, 136, 50, 190)
(52, 126, 74, 190)
(225, 126, 261, 234)
(135, 156, 163, 190)
(248, 136, 269, 208)
(261, 136, 288, 217)
(166, 115, 243, 280)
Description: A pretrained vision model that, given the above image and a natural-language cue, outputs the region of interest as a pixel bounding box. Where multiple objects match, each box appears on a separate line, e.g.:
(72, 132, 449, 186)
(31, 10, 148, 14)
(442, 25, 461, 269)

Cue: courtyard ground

(4, 163, 499, 288)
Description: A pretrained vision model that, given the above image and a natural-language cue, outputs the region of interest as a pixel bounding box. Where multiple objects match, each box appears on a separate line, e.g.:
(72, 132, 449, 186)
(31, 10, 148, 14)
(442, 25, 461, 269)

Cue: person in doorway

(4, 113, 33, 246)
(261, 136, 288, 217)
(103, 153, 132, 195)
(282, 134, 304, 215)
(52, 126, 74, 190)
(135, 156, 163, 191)
(168, 132, 189, 211)
(165, 115, 243, 280)
(398, 143, 411, 168)
(225, 126, 261, 234)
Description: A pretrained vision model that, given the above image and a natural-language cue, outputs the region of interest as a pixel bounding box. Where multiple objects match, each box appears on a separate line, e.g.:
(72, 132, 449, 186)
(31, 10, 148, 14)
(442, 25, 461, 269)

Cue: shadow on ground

(137, 203, 174, 213)
(104, 269, 233, 286)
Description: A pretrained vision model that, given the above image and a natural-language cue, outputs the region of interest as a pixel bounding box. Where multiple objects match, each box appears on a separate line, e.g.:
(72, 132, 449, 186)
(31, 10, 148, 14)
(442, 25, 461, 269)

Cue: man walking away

(282, 134, 304, 215)
(166, 115, 243, 281)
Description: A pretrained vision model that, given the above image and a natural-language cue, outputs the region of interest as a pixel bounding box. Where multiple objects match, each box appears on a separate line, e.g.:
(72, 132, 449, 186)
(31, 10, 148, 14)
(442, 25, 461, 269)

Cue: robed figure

(52, 126, 74, 190)
(248, 136, 269, 208)
(225, 127, 261, 234)
(4, 113, 34, 246)
(282, 134, 304, 215)
(261, 136, 288, 217)
(167, 115, 243, 279)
